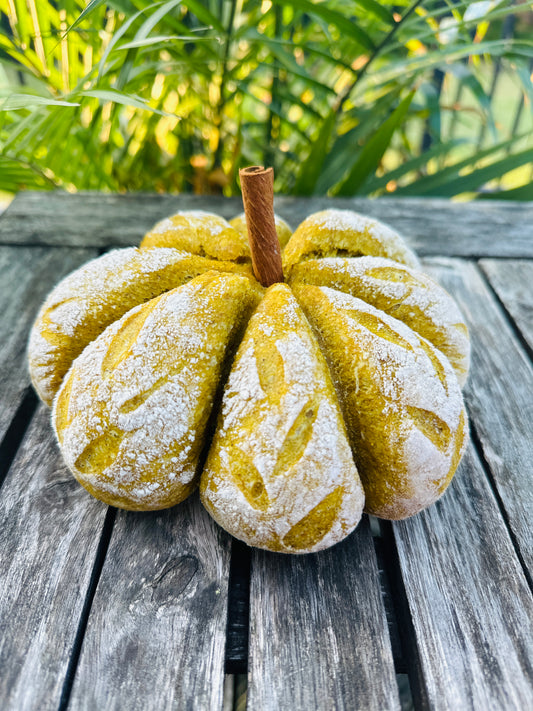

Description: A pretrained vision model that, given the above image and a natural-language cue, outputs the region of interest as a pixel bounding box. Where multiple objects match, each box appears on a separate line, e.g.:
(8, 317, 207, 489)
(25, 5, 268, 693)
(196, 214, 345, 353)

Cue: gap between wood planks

(225, 539, 251, 675)
(371, 518, 418, 711)
(472, 260, 533, 595)
(223, 517, 419, 711)
(475, 261, 533, 365)
(57, 506, 117, 711)
(469, 420, 533, 596)
(0, 387, 38, 491)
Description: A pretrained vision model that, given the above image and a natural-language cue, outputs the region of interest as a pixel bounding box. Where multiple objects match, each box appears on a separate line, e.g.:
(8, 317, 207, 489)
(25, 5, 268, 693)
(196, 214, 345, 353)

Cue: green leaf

(451, 65, 497, 142)
(333, 91, 415, 196)
(364, 140, 468, 194)
(181, 0, 224, 32)
(131, 0, 184, 41)
(361, 41, 533, 97)
(293, 108, 336, 195)
(65, 0, 106, 35)
(271, 0, 375, 52)
(353, 0, 395, 25)
(236, 62, 334, 99)
(516, 63, 533, 108)
(413, 148, 533, 198)
(315, 88, 403, 193)
(247, 35, 357, 75)
(0, 157, 55, 190)
(477, 183, 533, 201)
(97, 5, 151, 77)
(118, 35, 206, 50)
(258, 43, 337, 94)
(394, 134, 531, 197)
(234, 85, 312, 142)
(0, 94, 80, 111)
(82, 90, 171, 116)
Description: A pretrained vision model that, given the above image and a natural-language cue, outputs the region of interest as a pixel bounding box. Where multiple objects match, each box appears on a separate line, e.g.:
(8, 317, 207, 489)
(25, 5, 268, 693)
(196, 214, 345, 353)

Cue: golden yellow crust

(53, 271, 261, 511)
(230, 212, 293, 250)
(200, 283, 365, 553)
(293, 283, 468, 520)
(140, 210, 250, 262)
(27, 247, 252, 406)
(27, 204, 470, 538)
(283, 209, 420, 274)
(289, 256, 470, 386)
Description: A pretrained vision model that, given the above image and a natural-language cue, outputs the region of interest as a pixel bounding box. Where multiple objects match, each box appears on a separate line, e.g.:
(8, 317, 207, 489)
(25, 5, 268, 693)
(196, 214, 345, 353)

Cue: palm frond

(0, 0, 531, 198)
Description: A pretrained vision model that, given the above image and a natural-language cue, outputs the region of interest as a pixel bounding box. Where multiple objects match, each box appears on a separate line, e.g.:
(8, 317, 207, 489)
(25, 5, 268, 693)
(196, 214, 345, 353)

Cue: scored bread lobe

(289, 256, 470, 386)
(28, 246, 250, 405)
(53, 271, 260, 511)
(294, 283, 468, 520)
(200, 283, 365, 553)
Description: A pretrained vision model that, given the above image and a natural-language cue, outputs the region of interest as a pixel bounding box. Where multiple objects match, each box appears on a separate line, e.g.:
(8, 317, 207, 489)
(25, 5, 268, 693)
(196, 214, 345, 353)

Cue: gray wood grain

(0, 406, 109, 711)
(392, 443, 533, 710)
(2, 192, 533, 257)
(479, 259, 533, 355)
(2, 195, 533, 711)
(69, 493, 232, 711)
(247, 518, 400, 711)
(0, 246, 95, 441)
(424, 258, 533, 578)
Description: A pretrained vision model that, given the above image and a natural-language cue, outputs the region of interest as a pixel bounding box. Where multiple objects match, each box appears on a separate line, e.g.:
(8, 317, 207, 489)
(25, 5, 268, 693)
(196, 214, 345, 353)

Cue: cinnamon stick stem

(239, 166, 284, 287)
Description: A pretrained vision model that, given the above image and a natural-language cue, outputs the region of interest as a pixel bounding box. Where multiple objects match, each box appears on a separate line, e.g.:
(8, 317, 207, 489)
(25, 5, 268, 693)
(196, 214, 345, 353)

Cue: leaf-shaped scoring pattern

(200, 284, 365, 554)
(288, 255, 470, 386)
(282, 208, 420, 274)
(26, 207, 471, 553)
(28, 246, 249, 405)
(141, 210, 250, 262)
(53, 271, 260, 511)
(293, 284, 468, 520)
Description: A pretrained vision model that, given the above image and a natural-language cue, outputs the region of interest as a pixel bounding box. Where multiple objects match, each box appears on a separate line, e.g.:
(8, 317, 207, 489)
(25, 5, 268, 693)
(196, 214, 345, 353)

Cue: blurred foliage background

(0, 0, 532, 200)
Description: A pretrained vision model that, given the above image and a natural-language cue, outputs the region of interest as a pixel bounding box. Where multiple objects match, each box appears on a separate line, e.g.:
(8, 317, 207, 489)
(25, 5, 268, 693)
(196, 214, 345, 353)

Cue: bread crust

(141, 210, 250, 262)
(26, 207, 470, 541)
(28, 247, 249, 405)
(283, 208, 420, 273)
(53, 271, 260, 511)
(289, 256, 470, 386)
(201, 284, 365, 553)
(294, 283, 468, 519)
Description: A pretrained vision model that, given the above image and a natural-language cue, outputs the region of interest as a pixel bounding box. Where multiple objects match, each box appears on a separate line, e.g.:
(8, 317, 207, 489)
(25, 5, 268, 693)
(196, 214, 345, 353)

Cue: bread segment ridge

(27, 246, 251, 405)
(53, 271, 261, 511)
(282, 208, 420, 274)
(200, 283, 365, 553)
(293, 283, 468, 520)
(289, 255, 470, 386)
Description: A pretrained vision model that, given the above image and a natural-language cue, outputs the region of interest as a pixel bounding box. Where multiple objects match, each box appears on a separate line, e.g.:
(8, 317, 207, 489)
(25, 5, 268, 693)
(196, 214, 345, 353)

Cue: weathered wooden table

(1, 192, 532, 711)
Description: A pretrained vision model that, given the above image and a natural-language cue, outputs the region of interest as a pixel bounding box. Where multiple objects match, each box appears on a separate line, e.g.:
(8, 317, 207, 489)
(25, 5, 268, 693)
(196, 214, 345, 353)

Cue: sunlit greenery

(0, 0, 532, 198)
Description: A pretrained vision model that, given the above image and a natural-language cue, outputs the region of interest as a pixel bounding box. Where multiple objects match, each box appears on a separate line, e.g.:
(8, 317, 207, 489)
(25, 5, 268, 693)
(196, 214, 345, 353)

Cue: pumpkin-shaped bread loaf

(28, 176, 470, 554)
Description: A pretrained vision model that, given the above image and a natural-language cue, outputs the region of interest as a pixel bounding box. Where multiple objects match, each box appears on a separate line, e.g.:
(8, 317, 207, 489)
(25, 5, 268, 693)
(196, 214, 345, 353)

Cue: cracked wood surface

(1, 191, 533, 257)
(0, 193, 532, 711)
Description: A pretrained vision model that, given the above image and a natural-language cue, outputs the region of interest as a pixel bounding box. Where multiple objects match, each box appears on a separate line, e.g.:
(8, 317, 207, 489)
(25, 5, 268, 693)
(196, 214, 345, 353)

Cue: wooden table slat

(425, 258, 533, 580)
(247, 518, 401, 711)
(2, 193, 533, 711)
(393, 444, 533, 710)
(0, 246, 95, 443)
(69, 494, 232, 711)
(2, 192, 533, 258)
(479, 258, 533, 357)
(0, 407, 109, 711)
